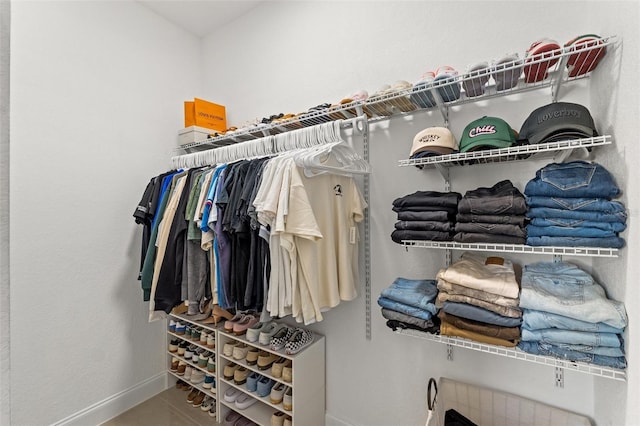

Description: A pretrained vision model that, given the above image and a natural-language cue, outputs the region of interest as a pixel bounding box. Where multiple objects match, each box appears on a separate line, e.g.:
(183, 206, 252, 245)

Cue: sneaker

(523, 38, 562, 83)
(270, 383, 287, 405)
(233, 343, 250, 361)
(198, 351, 212, 367)
(223, 387, 243, 403)
(168, 339, 179, 353)
(184, 366, 192, 381)
(190, 370, 205, 384)
(285, 328, 314, 355)
(283, 414, 292, 426)
(168, 319, 176, 333)
(256, 375, 275, 398)
(175, 322, 186, 335)
(191, 391, 206, 407)
(257, 351, 279, 370)
(271, 357, 289, 378)
(283, 387, 293, 411)
(201, 396, 214, 411)
(199, 330, 209, 346)
(184, 344, 197, 360)
(246, 321, 273, 343)
(269, 326, 294, 351)
(203, 374, 215, 389)
(170, 358, 179, 372)
(186, 388, 200, 403)
(246, 347, 260, 366)
(224, 312, 246, 333)
(282, 361, 293, 383)
(258, 322, 281, 346)
(177, 340, 188, 356)
(223, 341, 239, 357)
(246, 371, 261, 392)
(176, 361, 187, 376)
(235, 393, 258, 410)
(206, 333, 215, 349)
(234, 366, 250, 385)
(207, 356, 216, 373)
(433, 66, 461, 102)
(462, 62, 489, 98)
(233, 315, 260, 336)
(491, 54, 523, 91)
(223, 362, 240, 380)
(271, 411, 286, 426)
(208, 405, 217, 418)
(185, 323, 193, 338)
(191, 327, 202, 342)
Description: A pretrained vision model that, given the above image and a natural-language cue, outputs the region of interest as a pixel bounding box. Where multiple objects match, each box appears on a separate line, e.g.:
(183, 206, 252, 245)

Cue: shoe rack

(217, 328, 325, 426)
(166, 313, 222, 415)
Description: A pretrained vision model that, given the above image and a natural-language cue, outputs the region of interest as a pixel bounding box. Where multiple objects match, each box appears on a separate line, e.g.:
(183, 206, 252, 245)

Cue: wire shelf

(400, 240, 619, 257)
(176, 36, 616, 153)
(398, 136, 612, 168)
(395, 328, 626, 381)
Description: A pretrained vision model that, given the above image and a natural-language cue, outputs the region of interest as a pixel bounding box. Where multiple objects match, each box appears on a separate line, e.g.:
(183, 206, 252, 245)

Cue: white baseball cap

(410, 127, 458, 158)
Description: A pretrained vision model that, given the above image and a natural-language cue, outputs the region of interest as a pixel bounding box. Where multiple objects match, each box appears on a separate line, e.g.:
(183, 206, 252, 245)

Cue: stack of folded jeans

(435, 252, 521, 347)
(377, 277, 440, 334)
(391, 191, 461, 244)
(518, 261, 627, 369)
(453, 180, 527, 244)
(524, 161, 626, 248)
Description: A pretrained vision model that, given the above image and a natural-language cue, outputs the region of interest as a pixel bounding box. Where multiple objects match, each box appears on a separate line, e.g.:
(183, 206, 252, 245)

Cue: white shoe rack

(165, 313, 325, 426)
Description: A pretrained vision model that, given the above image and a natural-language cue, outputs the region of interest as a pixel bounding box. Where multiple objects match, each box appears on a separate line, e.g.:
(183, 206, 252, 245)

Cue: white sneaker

(258, 322, 280, 346)
(190, 370, 205, 384)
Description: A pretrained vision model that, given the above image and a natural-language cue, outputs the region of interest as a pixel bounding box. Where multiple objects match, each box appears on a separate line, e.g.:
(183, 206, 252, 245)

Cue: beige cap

(410, 127, 458, 158)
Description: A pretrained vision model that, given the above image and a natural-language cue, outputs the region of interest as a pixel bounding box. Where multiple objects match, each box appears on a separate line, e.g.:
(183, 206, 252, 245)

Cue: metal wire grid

(398, 136, 612, 168)
(400, 241, 619, 258)
(395, 328, 626, 381)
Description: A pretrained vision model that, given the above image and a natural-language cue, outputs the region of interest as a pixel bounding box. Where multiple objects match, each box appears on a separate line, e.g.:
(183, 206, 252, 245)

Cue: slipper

(523, 38, 561, 83)
(366, 84, 394, 117)
(462, 61, 490, 97)
(410, 71, 436, 109)
(565, 34, 607, 78)
(433, 66, 461, 102)
(491, 54, 523, 91)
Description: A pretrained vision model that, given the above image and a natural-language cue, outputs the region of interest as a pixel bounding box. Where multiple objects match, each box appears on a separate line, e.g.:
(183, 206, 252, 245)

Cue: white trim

(51, 372, 167, 426)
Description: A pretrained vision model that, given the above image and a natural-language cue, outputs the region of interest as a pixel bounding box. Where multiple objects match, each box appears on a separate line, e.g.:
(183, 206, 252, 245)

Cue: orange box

(184, 98, 226, 132)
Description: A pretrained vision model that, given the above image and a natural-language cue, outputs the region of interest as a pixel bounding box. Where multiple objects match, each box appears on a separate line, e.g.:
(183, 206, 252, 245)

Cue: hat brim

(529, 123, 596, 144)
(410, 146, 455, 158)
(460, 139, 513, 153)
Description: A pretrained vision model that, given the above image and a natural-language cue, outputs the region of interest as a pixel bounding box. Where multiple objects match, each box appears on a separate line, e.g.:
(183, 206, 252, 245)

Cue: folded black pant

(395, 220, 453, 231)
(453, 232, 525, 244)
(398, 210, 453, 221)
(392, 191, 461, 209)
(456, 213, 525, 226)
(457, 180, 527, 215)
(391, 230, 452, 243)
(454, 222, 526, 238)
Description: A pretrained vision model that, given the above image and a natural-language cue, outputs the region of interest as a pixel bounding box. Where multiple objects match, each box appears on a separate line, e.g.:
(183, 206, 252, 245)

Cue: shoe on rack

(192, 391, 206, 407)
(523, 38, 562, 83)
(176, 361, 187, 376)
(462, 62, 490, 98)
(233, 315, 260, 336)
(283, 387, 293, 411)
(184, 344, 197, 360)
(256, 375, 276, 398)
(246, 321, 272, 343)
(433, 66, 461, 102)
(233, 343, 250, 361)
(169, 339, 179, 353)
(410, 71, 436, 109)
(282, 361, 293, 383)
(283, 414, 292, 426)
(168, 319, 176, 333)
(270, 383, 287, 405)
(258, 322, 281, 346)
(223, 362, 240, 380)
(203, 373, 215, 389)
(491, 53, 523, 91)
(223, 410, 243, 426)
(170, 358, 179, 372)
(257, 351, 279, 371)
(223, 387, 243, 403)
(200, 396, 214, 411)
(190, 370, 205, 384)
(186, 388, 200, 403)
(269, 326, 295, 351)
(192, 347, 205, 364)
(199, 330, 209, 346)
(271, 411, 286, 426)
(235, 392, 258, 410)
(177, 340, 188, 356)
(234, 366, 250, 385)
(207, 356, 216, 373)
(246, 371, 261, 392)
(184, 366, 192, 381)
(271, 357, 288, 378)
(223, 340, 239, 357)
(175, 322, 186, 335)
(208, 404, 217, 418)
(285, 328, 314, 355)
(198, 351, 212, 367)
(246, 347, 260, 366)
(206, 333, 215, 349)
(175, 380, 188, 390)
(224, 312, 246, 332)
(190, 327, 202, 342)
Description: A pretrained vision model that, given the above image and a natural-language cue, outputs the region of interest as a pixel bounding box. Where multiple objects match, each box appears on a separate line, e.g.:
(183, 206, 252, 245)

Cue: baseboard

(326, 412, 357, 426)
(52, 372, 167, 426)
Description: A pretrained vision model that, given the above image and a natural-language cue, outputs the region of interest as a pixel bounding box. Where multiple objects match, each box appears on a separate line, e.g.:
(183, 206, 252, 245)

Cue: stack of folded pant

(390, 191, 461, 244)
(377, 277, 440, 334)
(518, 261, 627, 369)
(524, 161, 626, 248)
(453, 180, 527, 244)
(435, 252, 521, 347)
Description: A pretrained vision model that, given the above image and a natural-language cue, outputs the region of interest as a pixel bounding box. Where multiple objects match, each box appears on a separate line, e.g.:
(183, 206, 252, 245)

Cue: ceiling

(137, 1, 265, 38)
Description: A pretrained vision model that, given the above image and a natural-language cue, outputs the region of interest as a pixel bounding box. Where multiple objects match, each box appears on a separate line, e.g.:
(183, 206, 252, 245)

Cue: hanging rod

(171, 115, 368, 169)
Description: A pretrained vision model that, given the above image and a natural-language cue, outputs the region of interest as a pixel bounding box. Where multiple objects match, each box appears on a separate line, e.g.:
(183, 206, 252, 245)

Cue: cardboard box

(178, 126, 214, 146)
(184, 98, 226, 132)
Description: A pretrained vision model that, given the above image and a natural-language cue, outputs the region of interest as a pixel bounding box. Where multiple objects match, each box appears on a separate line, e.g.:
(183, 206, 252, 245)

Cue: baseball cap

(459, 116, 517, 152)
(518, 102, 598, 145)
(410, 127, 458, 158)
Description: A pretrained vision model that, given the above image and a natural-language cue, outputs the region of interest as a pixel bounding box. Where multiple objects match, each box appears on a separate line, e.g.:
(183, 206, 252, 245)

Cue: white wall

(202, 2, 638, 425)
(9, 1, 201, 424)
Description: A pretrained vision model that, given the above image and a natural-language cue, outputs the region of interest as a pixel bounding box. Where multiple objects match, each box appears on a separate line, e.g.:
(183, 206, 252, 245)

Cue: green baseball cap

(459, 116, 518, 152)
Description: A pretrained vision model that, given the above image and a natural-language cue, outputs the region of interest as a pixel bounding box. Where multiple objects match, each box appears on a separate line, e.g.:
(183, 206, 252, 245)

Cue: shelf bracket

(447, 344, 454, 361)
(555, 367, 565, 388)
(434, 164, 450, 189)
(551, 54, 571, 102)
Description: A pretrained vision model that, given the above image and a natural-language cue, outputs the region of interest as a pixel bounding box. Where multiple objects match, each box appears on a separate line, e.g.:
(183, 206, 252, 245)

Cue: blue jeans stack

(377, 277, 440, 333)
(518, 261, 627, 369)
(524, 161, 626, 248)
(391, 191, 461, 244)
(453, 180, 527, 244)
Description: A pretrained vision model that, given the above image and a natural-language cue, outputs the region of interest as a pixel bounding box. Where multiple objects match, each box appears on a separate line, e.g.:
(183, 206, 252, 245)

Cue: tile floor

(101, 387, 220, 426)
